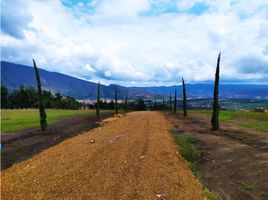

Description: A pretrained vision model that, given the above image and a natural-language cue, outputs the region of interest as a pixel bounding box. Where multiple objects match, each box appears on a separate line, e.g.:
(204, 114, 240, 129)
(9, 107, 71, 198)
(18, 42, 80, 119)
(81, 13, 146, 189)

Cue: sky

(1, 0, 268, 86)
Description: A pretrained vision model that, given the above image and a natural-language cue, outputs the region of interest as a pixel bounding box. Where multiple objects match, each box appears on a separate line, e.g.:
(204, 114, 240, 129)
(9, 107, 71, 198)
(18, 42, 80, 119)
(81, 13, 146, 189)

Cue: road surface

(2, 112, 206, 200)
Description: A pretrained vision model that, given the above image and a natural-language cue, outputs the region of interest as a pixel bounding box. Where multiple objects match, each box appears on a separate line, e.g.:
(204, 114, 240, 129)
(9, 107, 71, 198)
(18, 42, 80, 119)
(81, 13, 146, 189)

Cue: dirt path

(1, 112, 206, 200)
(165, 112, 268, 200)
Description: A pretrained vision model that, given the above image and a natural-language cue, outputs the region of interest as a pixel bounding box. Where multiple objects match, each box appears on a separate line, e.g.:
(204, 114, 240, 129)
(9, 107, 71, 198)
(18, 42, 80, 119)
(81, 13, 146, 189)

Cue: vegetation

(239, 121, 268, 132)
(173, 89, 177, 114)
(33, 59, 47, 131)
(169, 126, 219, 199)
(169, 127, 199, 175)
(204, 187, 218, 200)
(211, 53, 221, 131)
(96, 81, 100, 116)
(1, 109, 114, 133)
(135, 98, 147, 111)
(149, 97, 167, 110)
(182, 78, 187, 117)
(125, 93, 128, 112)
(1, 85, 8, 107)
(115, 88, 118, 114)
(179, 98, 268, 110)
(191, 110, 268, 132)
(1, 85, 82, 110)
(92, 97, 145, 112)
(169, 93, 172, 113)
(93, 100, 115, 110)
(239, 181, 254, 191)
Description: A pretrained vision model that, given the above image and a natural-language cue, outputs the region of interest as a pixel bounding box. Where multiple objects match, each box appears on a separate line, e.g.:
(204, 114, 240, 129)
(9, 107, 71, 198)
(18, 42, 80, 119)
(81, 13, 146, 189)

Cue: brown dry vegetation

(1, 112, 206, 200)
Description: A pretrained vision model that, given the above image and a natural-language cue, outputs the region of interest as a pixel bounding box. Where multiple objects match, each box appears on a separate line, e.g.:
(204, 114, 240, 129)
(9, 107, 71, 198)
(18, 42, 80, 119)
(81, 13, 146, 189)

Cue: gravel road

(1, 111, 206, 200)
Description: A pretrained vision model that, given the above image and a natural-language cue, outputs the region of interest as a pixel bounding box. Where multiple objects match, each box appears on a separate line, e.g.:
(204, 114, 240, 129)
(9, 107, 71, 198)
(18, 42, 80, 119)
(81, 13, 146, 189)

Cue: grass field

(1, 109, 113, 133)
(168, 127, 200, 175)
(191, 110, 268, 132)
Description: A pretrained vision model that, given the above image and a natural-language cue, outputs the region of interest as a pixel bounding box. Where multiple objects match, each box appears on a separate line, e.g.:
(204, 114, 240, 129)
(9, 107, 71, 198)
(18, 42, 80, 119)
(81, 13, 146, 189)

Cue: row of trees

(2, 59, 80, 131)
(166, 77, 187, 117)
(95, 81, 147, 117)
(88, 52, 221, 132)
(12, 53, 220, 132)
(1, 59, 148, 131)
(1, 85, 82, 110)
(168, 53, 221, 131)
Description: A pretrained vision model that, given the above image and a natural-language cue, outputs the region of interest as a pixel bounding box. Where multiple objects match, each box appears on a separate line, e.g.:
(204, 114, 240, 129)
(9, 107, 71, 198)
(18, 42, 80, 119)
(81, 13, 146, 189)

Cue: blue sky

(1, 0, 268, 86)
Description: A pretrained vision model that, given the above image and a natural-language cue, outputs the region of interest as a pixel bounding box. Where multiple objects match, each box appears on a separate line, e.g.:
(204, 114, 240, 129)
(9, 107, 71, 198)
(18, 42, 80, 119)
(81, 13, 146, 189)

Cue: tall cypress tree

(115, 87, 118, 114)
(162, 96, 165, 110)
(96, 81, 100, 116)
(154, 97, 157, 110)
(125, 93, 128, 112)
(173, 88, 177, 114)
(169, 93, 172, 113)
(211, 53, 221, 131)
(33, 59, 47, 131)
(182, 78, 187, 117)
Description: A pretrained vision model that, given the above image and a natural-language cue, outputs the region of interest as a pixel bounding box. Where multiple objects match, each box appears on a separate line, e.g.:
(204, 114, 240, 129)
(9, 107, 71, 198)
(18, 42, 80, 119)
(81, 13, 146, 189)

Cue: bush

(135, 98, 147, 111)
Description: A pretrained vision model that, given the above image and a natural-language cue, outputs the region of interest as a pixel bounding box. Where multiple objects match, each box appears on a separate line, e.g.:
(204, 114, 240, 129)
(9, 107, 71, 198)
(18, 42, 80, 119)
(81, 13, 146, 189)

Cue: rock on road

(1, 112, 206, 200)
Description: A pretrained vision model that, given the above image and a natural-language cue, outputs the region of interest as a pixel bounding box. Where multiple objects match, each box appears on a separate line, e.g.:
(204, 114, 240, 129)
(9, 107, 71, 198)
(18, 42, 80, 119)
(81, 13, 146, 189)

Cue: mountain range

(1, 61, 268, 99)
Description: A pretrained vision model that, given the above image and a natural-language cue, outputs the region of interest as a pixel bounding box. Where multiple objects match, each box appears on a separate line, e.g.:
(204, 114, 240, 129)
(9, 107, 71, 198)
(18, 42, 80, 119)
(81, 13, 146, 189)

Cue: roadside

(1, 113, 113, 170)
(2, 112, 206, 200)
(165, 112, 268, 200)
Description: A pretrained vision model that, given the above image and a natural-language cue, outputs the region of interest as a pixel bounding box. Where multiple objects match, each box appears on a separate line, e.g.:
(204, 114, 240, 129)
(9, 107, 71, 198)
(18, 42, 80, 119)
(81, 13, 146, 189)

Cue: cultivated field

(1, 109, 113, 132)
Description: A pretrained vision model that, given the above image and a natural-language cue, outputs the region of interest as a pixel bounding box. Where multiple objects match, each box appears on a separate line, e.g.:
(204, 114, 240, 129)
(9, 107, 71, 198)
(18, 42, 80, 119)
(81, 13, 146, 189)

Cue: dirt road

(1, 112, 206, 200)
(166, 112, 268, 200)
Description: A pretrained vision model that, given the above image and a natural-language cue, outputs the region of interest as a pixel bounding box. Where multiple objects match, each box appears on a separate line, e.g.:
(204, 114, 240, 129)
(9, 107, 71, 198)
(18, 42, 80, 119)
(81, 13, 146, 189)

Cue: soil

(1, 112, 206, 200)
(165, 112, 268, 200)
(1, 113, 113, 170)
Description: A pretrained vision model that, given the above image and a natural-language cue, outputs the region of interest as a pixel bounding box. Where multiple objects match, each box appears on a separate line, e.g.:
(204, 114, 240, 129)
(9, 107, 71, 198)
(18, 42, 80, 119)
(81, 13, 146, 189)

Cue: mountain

(0, 61, 150, 99)
(1, 61, 268, 99)
(130, 84, 268, 99)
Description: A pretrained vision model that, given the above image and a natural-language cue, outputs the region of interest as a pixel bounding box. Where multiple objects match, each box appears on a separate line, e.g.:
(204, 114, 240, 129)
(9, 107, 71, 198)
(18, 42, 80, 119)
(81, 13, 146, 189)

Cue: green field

(191, 110, 268, 132)
(1, 109, 113, 133)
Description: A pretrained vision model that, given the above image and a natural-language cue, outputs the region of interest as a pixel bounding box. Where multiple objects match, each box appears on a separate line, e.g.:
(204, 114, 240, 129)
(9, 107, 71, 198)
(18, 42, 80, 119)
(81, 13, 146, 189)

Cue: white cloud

(1, 0, 268, 86)
(83, 63, 96, 72)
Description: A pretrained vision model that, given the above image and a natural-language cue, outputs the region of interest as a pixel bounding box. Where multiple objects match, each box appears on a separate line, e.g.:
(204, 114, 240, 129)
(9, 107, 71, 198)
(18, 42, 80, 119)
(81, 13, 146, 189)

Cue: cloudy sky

(1, 0, 268, 86)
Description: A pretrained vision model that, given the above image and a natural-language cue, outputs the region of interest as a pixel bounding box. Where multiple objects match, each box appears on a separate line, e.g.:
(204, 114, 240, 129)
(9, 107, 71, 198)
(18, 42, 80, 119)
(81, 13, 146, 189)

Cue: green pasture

(191, 110, 268, 132)
(1, 109, 113, 133)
